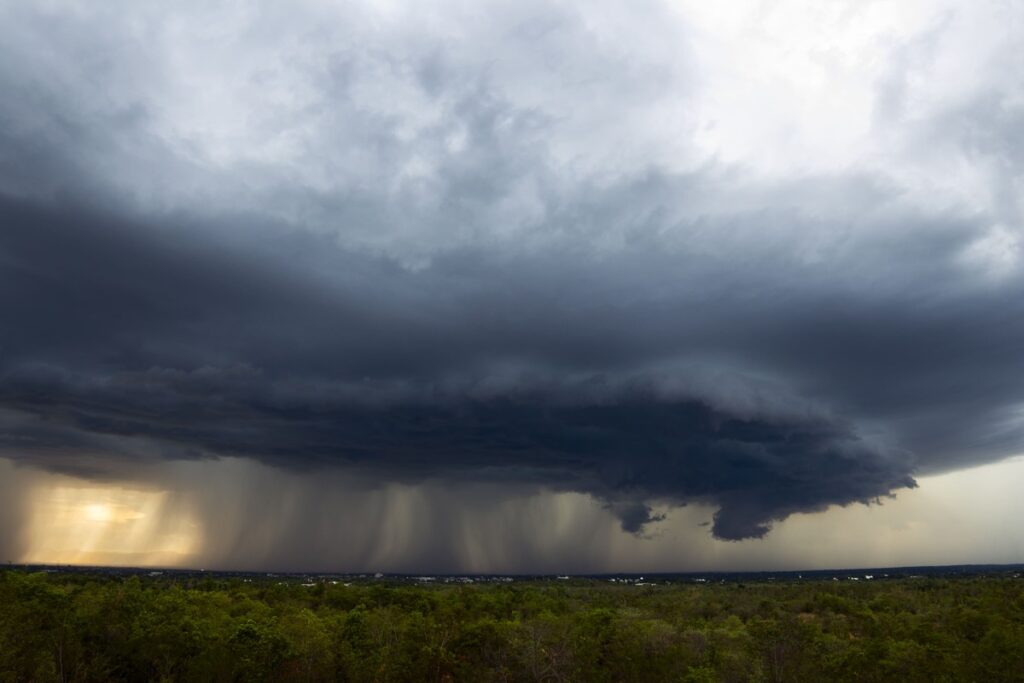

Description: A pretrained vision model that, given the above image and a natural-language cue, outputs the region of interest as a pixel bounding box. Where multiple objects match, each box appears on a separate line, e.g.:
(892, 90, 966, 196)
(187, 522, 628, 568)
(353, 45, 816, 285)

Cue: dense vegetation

(1, 569, 1022, 682)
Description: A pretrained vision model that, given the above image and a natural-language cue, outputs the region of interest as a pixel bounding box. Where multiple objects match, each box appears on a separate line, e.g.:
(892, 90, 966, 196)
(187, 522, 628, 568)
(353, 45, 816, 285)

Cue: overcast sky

(1, 0, 1023, 571)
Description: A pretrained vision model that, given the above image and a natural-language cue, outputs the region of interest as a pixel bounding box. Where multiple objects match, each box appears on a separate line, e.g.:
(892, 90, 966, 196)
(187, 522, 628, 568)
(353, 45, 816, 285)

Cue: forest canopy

(1, 569, 1022, 682)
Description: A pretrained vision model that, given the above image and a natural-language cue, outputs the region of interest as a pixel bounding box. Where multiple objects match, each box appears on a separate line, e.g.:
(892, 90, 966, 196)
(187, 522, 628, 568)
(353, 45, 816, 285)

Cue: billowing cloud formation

(1, 0, 1023, 542)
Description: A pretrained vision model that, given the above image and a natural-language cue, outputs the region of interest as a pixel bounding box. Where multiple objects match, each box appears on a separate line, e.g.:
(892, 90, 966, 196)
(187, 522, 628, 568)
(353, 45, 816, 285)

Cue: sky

(1, 0, 1023, 572)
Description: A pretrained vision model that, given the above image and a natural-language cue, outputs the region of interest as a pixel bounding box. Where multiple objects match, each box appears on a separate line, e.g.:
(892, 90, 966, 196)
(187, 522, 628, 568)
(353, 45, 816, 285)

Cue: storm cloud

(1, 0, 1023, 544)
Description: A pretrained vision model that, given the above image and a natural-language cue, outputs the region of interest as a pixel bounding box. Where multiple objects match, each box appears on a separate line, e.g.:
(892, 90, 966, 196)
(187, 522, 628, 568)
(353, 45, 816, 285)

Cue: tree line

(1, 569, 1022, 682)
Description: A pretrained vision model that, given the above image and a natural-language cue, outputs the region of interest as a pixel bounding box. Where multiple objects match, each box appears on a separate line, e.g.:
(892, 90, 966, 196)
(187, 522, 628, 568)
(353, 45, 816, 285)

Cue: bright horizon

(5, 454, 1024, 573)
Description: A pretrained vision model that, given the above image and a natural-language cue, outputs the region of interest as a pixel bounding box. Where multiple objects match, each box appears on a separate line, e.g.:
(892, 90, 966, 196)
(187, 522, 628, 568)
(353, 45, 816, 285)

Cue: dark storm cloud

(0, 340, 916, 541)
(2, 187, 1020, 539)
(2, 0, 1023, 541)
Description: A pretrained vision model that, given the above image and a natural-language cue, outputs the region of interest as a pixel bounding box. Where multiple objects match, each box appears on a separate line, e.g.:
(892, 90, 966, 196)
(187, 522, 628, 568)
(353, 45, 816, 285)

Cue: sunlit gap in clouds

(21, 479, 200, 568)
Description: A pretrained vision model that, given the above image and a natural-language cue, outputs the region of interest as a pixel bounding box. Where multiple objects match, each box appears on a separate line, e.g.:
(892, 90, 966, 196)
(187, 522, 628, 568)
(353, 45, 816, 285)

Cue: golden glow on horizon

(8, 454, 1024, 572)
(22, 482, 200, 567)
(84, 503, 115, 523)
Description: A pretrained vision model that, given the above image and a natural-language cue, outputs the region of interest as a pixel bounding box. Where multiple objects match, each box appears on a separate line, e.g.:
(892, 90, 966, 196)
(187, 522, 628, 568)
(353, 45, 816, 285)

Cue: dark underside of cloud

(0, 359, 916, 541)
(4, 190, 1023, 539)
